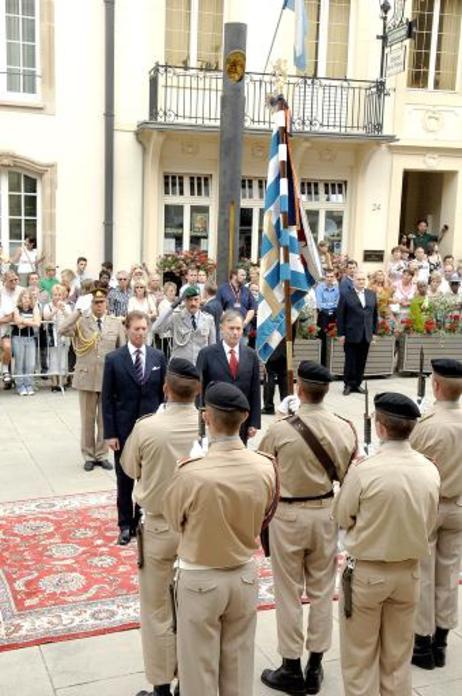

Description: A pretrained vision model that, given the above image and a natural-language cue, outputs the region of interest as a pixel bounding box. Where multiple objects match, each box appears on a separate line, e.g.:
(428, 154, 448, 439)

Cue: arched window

(0, 168, 39, 257)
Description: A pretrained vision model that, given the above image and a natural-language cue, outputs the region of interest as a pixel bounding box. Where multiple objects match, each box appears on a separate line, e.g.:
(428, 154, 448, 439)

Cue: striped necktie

(134, 349, 144, 384)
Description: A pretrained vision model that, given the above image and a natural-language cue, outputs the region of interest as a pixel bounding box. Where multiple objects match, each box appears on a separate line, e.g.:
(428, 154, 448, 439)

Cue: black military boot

(136, 686, 171, 696)
(261, 658, 306, 695)
(411, 634, 435, 670)
(433, 627, 449, 667)
(305, 651, 324, 694)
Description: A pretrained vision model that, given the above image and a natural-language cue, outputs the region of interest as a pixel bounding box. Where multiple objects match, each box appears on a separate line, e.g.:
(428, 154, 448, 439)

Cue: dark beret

(431, 358, 462, 378)
(183, 286, 200, 298)
(298, 360, 333, 384)
(167, 358, 200, 381)
(374, 392, 421, 420)
(205, 381, 250, 412)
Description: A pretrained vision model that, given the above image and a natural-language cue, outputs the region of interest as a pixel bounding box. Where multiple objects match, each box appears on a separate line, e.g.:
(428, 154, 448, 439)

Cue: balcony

(145, 64, 392, 139)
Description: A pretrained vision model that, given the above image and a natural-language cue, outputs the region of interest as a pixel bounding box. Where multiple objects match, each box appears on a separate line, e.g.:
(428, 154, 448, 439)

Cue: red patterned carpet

(0, 491, 276, 651)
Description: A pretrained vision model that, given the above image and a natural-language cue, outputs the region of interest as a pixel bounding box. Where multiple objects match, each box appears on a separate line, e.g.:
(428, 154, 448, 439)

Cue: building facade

(0, 0, 461, 277)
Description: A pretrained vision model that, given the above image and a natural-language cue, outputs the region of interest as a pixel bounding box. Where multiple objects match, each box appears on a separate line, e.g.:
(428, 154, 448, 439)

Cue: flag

(256, 108, 322, 364)
(283, 0, 308, 71)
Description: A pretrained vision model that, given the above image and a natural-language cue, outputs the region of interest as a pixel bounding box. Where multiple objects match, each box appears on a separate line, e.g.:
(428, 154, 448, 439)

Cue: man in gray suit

(152, 286, 215, 364)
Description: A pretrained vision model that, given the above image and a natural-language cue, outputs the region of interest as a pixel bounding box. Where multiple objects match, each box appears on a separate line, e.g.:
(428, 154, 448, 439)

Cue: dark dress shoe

(261, 658, 306, 695)
(262, 407, 276, 415)
(433, 627, 449, 667)
(412, 634, 435, 670)
(117, 528, 131, 545)
(96, 459, 113, 470)
(343, 386, 352, 395)
(153, 686, 172, 696)
(83, 460, 95, 472)
(354, 386, 366, 394)
(305, 652, 324, 694)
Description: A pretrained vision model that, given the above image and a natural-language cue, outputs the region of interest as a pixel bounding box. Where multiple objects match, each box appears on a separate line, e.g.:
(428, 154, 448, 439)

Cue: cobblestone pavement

(0, 377, 461, 695)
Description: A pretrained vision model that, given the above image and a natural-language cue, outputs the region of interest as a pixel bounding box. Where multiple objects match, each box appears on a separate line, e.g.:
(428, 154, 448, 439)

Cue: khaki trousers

(177, 561, 258, 696)
(415, 497, 462, 635)
(339, 559, 420, 696)
(269, 500, 337, 657)
(139, 515, 179, 686)
(78, 390, 107, 461)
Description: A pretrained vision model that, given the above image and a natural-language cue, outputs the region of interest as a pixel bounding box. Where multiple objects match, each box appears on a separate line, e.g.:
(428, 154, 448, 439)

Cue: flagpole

(276, 96, 294, 395)
(264, 5, 285, 74)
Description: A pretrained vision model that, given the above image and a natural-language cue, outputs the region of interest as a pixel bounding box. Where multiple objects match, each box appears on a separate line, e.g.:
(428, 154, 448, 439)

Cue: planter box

(398, 334, 462, 373)
(327, 336, 396, 377)
(293, 339, 322, 372)
(258, 340, 321, 382)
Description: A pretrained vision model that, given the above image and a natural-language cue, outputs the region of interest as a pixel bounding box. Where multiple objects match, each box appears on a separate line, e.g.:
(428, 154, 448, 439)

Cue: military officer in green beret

(152, 285, 215, 364)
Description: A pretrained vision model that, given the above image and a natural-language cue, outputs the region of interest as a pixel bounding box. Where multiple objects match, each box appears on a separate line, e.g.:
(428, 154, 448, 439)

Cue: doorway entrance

(400, 171, 445, 242)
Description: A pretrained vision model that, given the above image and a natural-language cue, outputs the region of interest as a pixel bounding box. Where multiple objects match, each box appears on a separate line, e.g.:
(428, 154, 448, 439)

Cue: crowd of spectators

(1, 219, 461, 394)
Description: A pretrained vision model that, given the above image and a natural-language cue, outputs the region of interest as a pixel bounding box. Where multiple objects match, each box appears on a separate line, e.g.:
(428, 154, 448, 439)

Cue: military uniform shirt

(121, 403, 199, 515)
(259, 403, 357, 497)
(163, 439, 275, 568)
(333, 441, 440, 561)
(410, 401, 462, 499)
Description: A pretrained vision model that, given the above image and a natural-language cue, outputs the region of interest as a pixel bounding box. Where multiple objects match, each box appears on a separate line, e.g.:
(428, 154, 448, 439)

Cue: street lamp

(379, 1, 392, 80)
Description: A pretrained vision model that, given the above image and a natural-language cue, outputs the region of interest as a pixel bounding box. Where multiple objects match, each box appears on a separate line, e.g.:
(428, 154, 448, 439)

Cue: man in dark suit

(336, 270, 378, 396)
(202, 281, 223, 338)
(102, 310, 166, 544)
(196, 309, 261, 444)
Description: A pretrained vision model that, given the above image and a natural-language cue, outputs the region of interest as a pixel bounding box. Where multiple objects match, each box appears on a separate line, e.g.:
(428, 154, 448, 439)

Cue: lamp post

(378, 0, 391, 80)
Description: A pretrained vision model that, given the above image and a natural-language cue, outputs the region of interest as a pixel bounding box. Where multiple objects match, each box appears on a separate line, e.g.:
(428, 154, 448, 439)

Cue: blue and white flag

(256, 109, 322, 364)
(283, 0, 308, 71)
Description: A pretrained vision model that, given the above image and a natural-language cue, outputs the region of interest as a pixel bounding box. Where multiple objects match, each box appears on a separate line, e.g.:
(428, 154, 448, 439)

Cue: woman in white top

(156, 281, 177, 359)
(127, 280, 157, 345)
(11, 237, 44, 286)
(392, 268, 416, 320)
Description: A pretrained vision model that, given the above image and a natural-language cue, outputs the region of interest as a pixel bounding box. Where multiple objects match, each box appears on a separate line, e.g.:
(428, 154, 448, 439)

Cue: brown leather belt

(279, 490, 334, 503)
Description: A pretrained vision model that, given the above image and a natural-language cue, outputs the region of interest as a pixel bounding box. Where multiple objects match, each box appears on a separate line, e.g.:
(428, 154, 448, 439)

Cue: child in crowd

(12, 289, 41, 396)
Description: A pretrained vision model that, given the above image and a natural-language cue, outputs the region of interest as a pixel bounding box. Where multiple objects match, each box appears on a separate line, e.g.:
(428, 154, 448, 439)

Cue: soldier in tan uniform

(259, 361, 357, 695)
(163, 381, 277, 696)
(410, 358, 462, 670)
(121, 358, 201, 696)
(333, 392, 440, 696)
(59, 288, 125, 470)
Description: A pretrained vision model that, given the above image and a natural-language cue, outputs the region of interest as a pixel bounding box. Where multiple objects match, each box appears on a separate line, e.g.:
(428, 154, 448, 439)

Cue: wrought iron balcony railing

(148, 64, 388, 137)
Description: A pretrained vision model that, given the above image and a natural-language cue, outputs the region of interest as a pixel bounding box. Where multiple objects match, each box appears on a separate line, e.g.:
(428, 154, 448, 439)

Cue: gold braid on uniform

(73, 319, 100, 357)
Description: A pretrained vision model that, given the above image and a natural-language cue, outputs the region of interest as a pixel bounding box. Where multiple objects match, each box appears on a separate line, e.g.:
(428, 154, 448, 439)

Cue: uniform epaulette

(418, 412, 435, 424)
(177, 455, 203, 469)
(135, 412, 154, 424)
(256, 450, 277, 464)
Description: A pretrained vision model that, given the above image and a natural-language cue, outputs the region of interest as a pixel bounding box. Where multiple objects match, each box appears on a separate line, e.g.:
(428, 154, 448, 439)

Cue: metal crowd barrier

(5, 320, 71, 395)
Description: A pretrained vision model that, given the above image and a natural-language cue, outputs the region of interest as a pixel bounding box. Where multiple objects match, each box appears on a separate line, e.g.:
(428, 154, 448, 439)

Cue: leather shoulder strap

(286, 414, 338, 482)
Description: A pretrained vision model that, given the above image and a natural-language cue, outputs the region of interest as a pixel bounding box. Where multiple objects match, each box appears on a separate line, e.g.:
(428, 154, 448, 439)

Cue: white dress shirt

(223, 340, 240, 364)
(355, 289, 366, 308)
(128, 341, 146, 373)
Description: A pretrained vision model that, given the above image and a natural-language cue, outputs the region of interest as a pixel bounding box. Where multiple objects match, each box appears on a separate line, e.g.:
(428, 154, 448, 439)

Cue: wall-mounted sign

(387, 44, 407, 77)
(363, 250, 385, 263)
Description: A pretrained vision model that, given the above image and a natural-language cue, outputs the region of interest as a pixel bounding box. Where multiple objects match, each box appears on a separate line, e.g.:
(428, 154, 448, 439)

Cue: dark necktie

(96, 318, 102, 332)
(229, 348, 239, 379)
(134, 349, 144, 384)
(191, 314, 197, 331)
